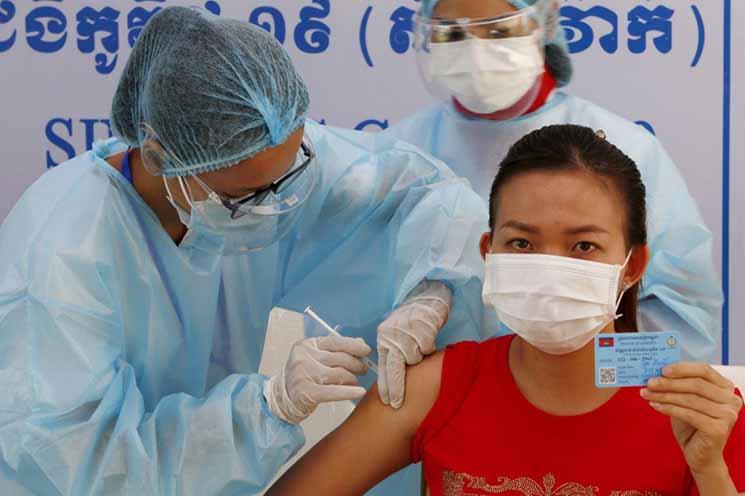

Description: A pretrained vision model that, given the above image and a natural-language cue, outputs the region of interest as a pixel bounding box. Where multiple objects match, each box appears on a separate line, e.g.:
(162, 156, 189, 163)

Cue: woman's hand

(641, 362, 743, 486)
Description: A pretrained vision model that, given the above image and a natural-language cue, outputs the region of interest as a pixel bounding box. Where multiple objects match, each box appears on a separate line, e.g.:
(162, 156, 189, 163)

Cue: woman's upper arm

(267, 352, 444, 496)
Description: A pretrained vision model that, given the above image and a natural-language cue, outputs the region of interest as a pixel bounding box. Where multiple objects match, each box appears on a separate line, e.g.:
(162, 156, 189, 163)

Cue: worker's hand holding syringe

(304, 306, 378, 375)
(263, 306, 377, 424)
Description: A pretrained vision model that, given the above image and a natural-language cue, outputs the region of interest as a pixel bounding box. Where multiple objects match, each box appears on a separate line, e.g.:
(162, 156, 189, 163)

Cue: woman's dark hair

(489, 124, 647, 332)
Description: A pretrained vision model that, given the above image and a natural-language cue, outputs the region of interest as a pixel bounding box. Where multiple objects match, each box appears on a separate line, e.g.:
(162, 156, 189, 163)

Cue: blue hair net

(111, 6, 310, 177)
(419, 0, 573, 86)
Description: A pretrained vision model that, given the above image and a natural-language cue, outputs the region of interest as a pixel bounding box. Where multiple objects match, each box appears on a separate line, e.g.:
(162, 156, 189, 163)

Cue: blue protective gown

(387, 94, 723, 362)
(0, 120, 487, 495)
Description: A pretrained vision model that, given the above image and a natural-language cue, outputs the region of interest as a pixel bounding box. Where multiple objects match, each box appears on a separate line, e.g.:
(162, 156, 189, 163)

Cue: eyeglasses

(140, 122, 316, 219)
(429, 19, 536, 42)
(422, 5, 541, 44)
(192, 141, 315, 219)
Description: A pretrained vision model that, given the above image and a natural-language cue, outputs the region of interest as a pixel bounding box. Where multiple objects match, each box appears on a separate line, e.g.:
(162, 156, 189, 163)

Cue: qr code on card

(599, 367, 617, 385)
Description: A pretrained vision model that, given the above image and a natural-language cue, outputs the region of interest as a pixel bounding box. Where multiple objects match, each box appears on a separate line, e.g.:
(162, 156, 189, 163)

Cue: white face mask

(482, 252, 632, 355)
(423, 33, 545, 114)
(164, 178, 282, 255)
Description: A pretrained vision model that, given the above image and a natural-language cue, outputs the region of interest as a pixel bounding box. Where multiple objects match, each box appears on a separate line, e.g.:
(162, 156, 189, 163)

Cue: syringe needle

(304, 306, 338, 336)
(304, 306, 378, 375)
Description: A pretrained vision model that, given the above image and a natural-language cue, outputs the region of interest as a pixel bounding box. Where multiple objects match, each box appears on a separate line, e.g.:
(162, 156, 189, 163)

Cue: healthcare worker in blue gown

(0, 7, 487, 495)
(386, 0, 723, 362)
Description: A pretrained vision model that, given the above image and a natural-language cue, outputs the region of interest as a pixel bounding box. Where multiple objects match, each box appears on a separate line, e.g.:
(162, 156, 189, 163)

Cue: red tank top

(412, 335, 745, 496)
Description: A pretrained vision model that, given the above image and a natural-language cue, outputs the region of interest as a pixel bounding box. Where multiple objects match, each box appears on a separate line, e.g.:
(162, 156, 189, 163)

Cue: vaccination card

(594, 331, 680, 388)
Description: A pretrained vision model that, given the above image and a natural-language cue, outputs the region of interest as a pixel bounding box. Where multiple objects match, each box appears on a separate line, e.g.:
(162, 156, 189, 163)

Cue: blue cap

(111, 6, 310, 177)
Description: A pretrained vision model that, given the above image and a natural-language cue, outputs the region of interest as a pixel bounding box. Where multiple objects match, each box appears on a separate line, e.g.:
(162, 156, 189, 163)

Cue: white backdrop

(0, 0, 741, 364)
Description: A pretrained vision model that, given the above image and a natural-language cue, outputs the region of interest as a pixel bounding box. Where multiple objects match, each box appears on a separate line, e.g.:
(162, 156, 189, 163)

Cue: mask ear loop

(614, 282, 631, 309)
(621, 250, 633, 267)
(613, 250, 635, 317)
(177, 176, 195, 210)
(162, 176, 194, 229)
(163, 176, 177, 204)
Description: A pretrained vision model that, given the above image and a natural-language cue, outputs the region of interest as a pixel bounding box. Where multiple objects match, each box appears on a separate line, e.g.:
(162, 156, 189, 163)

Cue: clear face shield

(140, 123, 319, 254)
(415, 1, 548, 117)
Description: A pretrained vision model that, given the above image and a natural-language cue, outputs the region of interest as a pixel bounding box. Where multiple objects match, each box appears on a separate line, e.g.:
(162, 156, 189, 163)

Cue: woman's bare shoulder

(351, 350, 446, 433)
(403, 351, 445, 414)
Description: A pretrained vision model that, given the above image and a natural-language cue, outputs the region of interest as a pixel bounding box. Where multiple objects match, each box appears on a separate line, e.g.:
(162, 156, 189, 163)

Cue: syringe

(304, 306, 378, 375)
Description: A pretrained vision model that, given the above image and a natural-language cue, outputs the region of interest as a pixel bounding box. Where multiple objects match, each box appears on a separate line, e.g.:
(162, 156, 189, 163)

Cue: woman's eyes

(505, 239, 600, 254)
(509, 239, 532, 251)
(574, 241, 597, 253)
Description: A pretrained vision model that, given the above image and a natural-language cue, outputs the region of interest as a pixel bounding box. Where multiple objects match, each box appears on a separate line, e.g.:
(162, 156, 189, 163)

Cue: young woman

(268, 125, 744, 496)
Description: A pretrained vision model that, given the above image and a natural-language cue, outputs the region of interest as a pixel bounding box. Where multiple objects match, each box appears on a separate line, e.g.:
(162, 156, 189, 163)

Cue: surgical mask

(164, 178, 285, 255)
(482, 252, 632, 355)
(422, 33, 545, 114)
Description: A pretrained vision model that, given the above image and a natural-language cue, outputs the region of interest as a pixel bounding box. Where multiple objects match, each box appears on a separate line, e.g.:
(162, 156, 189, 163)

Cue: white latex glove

(264, 335, 371, 424)
(377, 280, 452, 409)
